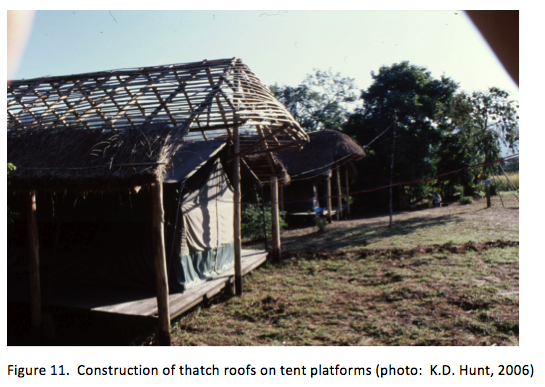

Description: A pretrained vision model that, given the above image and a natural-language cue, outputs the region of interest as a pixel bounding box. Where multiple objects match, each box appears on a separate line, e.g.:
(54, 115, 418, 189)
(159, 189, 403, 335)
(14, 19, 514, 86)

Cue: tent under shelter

(276, 130, 365, 223)
(7, 58, 309, 345)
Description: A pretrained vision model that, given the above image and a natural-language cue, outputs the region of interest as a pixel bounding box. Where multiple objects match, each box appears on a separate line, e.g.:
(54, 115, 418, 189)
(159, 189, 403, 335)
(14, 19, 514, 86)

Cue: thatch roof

(276, 130, 365, 180)
(7, 58, 311, 187)
(7, 123, 186, 192)
(242, 152, 290, 186)
(7, 58, 308, 153)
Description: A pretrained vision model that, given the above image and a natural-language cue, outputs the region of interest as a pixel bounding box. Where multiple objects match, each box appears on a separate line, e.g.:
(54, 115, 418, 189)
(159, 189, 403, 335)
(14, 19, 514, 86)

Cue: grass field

(154, 195, 519, 346)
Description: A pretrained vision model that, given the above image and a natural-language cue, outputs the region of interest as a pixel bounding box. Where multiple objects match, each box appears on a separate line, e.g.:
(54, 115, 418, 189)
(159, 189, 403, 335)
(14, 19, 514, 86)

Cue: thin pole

(270, 176, 281, 262)
(499, 162, 519, 201)
(233, 126, 243, 295)
(389, 114, 397, 228)
(27, 191, 41, 331)
(485, 181, 492, 208)
(326, 170, 332, 224)
(345, 168, 350, 219)
(490, 170, 505, 208)
(151, 177, 171, 346)
(258, 184, 268, 251)
(336, 167, 342, 221)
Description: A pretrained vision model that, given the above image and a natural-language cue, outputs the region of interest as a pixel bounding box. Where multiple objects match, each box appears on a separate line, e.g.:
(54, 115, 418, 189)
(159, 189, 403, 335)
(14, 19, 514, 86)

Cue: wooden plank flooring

(8, 249, 268, 320)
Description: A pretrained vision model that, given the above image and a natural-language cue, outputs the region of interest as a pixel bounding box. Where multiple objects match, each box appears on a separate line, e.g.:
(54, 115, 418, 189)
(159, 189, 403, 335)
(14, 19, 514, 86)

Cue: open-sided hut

(276, 130, 365, 222)
(7, 58, 308, 344)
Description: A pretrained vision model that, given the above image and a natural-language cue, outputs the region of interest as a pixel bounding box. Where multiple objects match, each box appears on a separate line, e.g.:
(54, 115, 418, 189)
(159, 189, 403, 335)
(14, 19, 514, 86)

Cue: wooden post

(326, 170, 332, 224)
(271, 176, 281, 262)
(151, 178, 171, 346)
(27, 191, 41, 331)
(389, 114, 397, 228)
(336, 168, 342, 221)
(312, 183, 319, 209)
(233, 126, 243, 295)
(484, 180, 492, 208)
(345, 168, 351, 220)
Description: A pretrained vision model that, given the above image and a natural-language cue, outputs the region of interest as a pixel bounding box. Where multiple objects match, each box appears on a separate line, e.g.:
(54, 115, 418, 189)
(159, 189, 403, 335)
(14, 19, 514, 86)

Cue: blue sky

(14, 10, 518, 102)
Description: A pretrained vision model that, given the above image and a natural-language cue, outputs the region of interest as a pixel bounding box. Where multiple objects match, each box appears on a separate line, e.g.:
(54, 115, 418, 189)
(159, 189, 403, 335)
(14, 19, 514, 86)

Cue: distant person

(433, 192, 442, 208)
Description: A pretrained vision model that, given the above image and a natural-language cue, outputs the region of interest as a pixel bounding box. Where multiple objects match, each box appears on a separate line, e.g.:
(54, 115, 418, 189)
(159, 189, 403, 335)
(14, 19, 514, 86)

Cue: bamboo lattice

(7, 58, 309, 153)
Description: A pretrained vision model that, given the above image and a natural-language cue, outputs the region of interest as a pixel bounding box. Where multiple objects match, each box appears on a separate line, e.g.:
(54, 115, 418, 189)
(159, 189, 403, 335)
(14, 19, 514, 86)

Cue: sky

(13, 10, 519, 102)
(5, 6, 545, 375)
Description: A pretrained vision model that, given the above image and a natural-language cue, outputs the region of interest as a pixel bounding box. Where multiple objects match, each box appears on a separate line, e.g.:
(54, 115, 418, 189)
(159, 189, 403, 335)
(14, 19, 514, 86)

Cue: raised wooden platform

(8, 249, 268, 320)
(287, 208, 338, 217)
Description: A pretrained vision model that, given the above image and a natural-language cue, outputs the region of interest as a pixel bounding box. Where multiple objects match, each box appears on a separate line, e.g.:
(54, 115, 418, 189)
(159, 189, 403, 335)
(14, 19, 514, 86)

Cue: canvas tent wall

(164, 140, 235, 292)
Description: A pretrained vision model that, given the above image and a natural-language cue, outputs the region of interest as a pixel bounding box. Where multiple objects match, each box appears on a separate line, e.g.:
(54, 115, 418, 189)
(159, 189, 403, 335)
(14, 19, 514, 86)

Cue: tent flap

(169, 157, 235, 292)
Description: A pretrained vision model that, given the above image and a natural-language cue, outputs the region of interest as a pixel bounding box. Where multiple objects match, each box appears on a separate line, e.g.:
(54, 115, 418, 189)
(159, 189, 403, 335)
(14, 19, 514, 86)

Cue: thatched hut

(8, 125, 239, 293)
(276, 130, 365, 222)
(7, 58, 308, 344)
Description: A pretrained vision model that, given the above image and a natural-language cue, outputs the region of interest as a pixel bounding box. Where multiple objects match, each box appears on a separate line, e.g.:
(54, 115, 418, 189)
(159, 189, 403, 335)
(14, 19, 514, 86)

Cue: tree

(343, 62, 458, 208)
(433, 88, 519, 197)
(448, 87, 518, 170)
(270, 68, 358, 132)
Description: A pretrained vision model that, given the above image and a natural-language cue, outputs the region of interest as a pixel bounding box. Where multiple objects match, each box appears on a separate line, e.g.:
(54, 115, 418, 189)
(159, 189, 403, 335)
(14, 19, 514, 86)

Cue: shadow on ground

(282, 213, 461, 251)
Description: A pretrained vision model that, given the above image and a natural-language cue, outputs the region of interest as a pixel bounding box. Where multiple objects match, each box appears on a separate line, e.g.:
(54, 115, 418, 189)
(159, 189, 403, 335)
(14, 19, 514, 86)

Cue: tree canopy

(343, 62, 459, 207)
(270, 68, 357, 132)
(269, 62, 519, 210)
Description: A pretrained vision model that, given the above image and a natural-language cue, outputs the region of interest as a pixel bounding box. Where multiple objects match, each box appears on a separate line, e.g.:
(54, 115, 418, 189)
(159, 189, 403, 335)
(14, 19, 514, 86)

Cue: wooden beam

(151, 178, 171, 346)
(233, 126, 243, 296)
(27, 191, 41, 331)
(226, 124, 288, 163)
(345, 167, 351, 220)
(336, 167, 342, 221)
(244, 141, 305, 156)
(326, 171, 332, 224)
(271, 176, 281, 262)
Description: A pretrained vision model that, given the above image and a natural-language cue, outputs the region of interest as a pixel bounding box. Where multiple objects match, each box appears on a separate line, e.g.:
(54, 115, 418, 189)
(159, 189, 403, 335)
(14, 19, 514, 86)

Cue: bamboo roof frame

(7, 58, 309, 181)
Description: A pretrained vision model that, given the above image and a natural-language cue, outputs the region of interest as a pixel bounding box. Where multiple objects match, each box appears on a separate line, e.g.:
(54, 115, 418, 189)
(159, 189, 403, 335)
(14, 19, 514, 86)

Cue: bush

(458, 196, 474, 205)
(241, 200, 287, 241)
(313, 214, 327, 232)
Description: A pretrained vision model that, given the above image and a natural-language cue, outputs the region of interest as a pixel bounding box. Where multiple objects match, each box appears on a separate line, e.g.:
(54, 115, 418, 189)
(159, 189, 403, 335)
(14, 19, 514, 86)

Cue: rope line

(216, 154, 519, 206)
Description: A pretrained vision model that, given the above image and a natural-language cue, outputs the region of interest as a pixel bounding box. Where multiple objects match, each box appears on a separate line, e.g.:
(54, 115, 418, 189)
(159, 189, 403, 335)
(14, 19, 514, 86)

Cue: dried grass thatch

(7, 123, 186, 192)
(243, 152, 290, 186)
(7, 58, 311, 188)
(276, 130, 365, 180)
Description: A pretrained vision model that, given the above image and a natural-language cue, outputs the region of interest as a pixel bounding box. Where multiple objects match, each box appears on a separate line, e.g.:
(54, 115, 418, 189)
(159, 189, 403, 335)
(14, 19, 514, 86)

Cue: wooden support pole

(27, 191, 41, 331)
(151, 178, 171, 346)
(233, 126, 243, 296)
(271, 176, 281, 262)
(336, 167, 342, 221)
(326, 170, 332, 224)
(345, 168, 351, 220)
(389, 114, 397, 228)
(485, 181, 492, 208)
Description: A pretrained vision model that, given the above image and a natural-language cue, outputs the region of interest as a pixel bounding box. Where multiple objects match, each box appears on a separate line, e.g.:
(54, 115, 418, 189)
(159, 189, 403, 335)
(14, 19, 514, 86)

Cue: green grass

(161, 245, 518, 346)
(144, 195, 518, 346)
